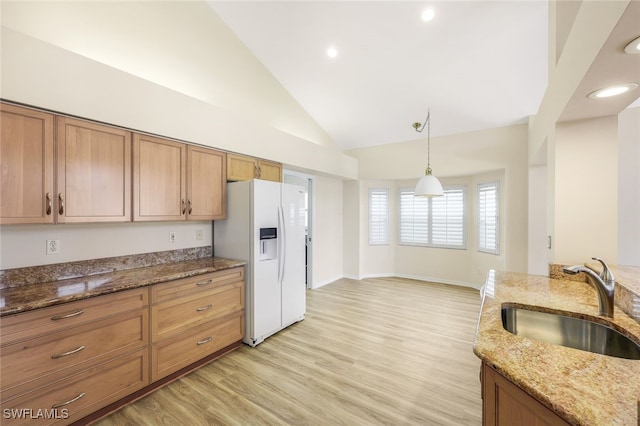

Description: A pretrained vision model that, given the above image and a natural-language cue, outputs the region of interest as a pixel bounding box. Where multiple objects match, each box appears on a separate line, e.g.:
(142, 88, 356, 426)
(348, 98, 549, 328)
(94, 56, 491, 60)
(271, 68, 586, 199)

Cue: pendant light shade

(413, 110, 444, 197)
(415, 168, 444, 197)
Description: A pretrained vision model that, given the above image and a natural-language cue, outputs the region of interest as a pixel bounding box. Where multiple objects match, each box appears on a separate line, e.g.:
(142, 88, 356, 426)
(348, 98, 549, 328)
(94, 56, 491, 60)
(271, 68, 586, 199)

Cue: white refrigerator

(214, 180, 306, 346)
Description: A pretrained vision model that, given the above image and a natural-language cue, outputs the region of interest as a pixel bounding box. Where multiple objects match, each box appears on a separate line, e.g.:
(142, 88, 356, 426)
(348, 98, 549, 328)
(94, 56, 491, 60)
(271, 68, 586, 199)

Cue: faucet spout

(563, 259, 615, 318)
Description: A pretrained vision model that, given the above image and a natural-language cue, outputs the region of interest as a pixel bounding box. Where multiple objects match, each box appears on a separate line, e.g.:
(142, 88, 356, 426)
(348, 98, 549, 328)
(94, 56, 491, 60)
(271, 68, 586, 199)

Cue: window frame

(477, 181, 500, 255)
(398, 185, 466, 250)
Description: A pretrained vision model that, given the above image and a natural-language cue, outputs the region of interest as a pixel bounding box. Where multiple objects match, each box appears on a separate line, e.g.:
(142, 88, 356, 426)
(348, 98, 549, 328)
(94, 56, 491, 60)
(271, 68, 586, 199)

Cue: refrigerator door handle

(278, 205, 286, 284)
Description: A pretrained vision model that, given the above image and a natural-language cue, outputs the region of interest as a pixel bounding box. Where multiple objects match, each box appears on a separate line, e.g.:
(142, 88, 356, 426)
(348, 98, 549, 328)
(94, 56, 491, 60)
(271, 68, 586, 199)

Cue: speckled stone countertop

(474, 270, 640, 426)
(0, 257, 246, 317)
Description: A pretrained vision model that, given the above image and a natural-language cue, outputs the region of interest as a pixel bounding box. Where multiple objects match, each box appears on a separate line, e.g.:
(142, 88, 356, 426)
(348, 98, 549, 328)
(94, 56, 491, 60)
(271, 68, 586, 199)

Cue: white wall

(310, 176, 344, 288)
(528, 165, 549, 275)
(618, 107, 640, 266)
(342, 180, 361, 279)
(554, 116, 618, 264)
(0, 222, 212, 269)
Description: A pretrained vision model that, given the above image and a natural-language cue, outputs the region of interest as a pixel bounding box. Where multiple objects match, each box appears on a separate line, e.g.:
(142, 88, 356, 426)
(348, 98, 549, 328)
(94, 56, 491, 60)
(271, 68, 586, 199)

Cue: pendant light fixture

(413, 110, 444, 197)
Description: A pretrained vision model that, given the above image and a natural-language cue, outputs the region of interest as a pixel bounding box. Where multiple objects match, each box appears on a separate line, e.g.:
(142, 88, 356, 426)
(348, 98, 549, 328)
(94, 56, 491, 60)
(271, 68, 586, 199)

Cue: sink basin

(501, 305, 640, 360)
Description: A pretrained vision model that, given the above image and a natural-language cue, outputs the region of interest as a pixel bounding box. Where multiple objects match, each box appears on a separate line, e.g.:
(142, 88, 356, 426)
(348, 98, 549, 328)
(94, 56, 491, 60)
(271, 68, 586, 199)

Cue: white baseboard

(317, 273, 482, 291)
(310, 275, 344, 289)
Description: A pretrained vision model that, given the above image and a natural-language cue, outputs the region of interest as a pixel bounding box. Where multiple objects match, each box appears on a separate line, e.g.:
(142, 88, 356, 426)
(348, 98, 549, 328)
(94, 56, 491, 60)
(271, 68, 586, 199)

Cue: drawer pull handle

(188, 199, 193, 214)
(196, 304, 212, 312)
(51, 345, 85, 359)
(52, 392, 85, 409)
(197, 336, 213, 345)
(181, 199, 186, 215)
(51, 310, 84, 321)
(196, 279, 213, 287)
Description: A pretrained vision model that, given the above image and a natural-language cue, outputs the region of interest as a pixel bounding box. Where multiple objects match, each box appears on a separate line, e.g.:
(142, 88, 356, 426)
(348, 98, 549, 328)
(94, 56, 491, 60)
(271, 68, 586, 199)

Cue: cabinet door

(481, 363, 570, 426)
(258, 160, 282, 182)
(227, 153, 257, 181)
(0, 104, 54, 224)
(187, 146, 226, 220)
(133, 134, 186, 221)
(56, 117, 131, 223)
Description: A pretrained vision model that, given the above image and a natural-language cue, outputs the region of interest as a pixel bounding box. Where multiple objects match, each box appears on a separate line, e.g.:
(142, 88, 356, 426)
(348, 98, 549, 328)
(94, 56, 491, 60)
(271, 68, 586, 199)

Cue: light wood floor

(97, 277, 483, 425)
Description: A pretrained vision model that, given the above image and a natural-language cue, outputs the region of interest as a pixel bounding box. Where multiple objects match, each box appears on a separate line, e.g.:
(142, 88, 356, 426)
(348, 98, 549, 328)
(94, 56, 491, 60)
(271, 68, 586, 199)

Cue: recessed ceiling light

(587, 83, 639, 99)
(421, 8, 435, 22)
(327, 46, 338, 58)
(624, 36, 640, 54)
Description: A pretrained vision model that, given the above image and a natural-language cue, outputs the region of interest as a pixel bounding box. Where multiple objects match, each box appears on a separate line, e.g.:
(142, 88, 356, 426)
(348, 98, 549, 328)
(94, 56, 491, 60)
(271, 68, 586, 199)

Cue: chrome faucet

(563, 257, 615, 317)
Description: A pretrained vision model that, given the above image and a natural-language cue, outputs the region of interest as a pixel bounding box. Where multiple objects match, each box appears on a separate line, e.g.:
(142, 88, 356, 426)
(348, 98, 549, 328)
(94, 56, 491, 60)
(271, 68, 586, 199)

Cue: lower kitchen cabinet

(1, 349, 148, 426)
(149, 267, 245, 381)
(0, 266, 245, 425)
(481, 362, 571, 426)
(151, 312, 243, 381)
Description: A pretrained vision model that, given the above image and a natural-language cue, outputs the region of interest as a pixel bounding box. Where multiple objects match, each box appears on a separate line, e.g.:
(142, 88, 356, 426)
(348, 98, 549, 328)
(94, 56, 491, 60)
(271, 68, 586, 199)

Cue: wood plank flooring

(96, 277, 483, 425)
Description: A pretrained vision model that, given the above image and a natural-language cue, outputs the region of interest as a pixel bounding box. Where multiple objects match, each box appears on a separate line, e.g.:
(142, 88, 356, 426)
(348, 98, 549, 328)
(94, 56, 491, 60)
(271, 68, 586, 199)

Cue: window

(369, 188, 389, 245)
(478, 182, 499, 254)
(399, 186, 465, 249)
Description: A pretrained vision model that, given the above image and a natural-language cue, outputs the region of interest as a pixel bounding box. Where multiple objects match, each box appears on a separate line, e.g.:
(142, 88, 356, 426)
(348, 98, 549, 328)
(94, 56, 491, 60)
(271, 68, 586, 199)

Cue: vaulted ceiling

(208, 1, 550, 150)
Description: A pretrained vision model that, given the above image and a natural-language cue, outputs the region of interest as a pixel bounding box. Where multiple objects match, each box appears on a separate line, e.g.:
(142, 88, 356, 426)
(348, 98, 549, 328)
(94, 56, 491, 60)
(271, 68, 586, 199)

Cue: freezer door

(280, 183, 306, 326)
(252, 180, 282, 340)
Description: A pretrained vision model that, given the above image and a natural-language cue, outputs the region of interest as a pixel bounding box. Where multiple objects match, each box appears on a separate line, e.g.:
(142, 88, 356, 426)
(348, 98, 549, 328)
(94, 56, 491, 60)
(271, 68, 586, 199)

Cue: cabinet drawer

(1, 309, 148, 399)
(1, 288, 148, 344)
(151, 312, 243, 381)
(0, 348, 148, 426)
(151, 268, 244, 304)
(151, 281, 243, 342)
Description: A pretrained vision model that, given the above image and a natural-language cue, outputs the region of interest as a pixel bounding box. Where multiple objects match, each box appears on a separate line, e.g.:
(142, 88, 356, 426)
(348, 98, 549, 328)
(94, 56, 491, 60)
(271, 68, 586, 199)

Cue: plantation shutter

(369, 188, 389, 245)
(478, 182, 499, 254)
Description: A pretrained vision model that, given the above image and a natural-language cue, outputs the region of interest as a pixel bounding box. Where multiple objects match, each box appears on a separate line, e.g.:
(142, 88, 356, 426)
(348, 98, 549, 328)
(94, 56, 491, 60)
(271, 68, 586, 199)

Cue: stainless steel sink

(501, 305, 640, 360)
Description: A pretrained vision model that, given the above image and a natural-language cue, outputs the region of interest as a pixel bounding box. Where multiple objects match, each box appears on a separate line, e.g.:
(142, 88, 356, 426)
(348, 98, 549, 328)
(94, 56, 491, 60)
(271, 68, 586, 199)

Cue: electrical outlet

(196, 229, 203, 241)
(46, 239, 61, 255)
(169, 232, 176, 243)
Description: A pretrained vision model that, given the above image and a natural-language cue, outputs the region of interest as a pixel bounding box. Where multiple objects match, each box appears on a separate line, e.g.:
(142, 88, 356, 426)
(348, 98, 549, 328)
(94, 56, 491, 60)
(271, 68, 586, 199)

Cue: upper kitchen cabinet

(56, 117, 132, 223)
(133, 134, 226, 221)
(227, 153, 282, 182)
(1, 103, 55, 224)
(187, 145, 226, 221)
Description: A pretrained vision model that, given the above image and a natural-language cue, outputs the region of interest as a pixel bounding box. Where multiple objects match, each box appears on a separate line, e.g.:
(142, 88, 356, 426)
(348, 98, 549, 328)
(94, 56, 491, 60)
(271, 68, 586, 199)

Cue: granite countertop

(473, 270, 640, 425)
(0, 257, 246, 317)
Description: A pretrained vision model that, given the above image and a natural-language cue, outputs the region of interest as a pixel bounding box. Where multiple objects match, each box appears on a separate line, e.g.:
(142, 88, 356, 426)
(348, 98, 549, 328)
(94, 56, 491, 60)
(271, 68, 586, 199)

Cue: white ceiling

(208, 1, 549, 150)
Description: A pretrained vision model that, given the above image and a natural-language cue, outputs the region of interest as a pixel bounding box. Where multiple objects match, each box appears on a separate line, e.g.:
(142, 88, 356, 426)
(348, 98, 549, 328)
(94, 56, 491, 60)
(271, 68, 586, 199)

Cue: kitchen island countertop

(473, 270, 640, 425)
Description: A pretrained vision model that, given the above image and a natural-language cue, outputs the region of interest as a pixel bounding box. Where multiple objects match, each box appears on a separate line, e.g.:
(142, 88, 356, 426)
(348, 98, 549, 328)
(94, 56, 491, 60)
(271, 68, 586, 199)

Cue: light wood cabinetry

(0, 268, 245, 425)
(149, 267, 245, 381)
(0, 288, 149, 425)
(187, 145, 226, 220)
(1, 104, 132, 225)
(0, 104, 55, 224)
(227, 153, 282, 182)
(56, 117, 132, 223)
(133, 134, 226, 221)
(481, 362, 571, 426)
